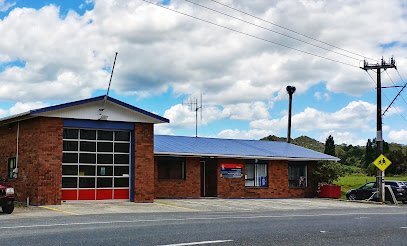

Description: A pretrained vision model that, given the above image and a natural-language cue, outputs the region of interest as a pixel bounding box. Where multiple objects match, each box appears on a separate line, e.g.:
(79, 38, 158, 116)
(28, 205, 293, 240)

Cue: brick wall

(133, 123, 155, 202)
(217, 158, 246, 198)
(217, 159, 316, 198)
(0, 117, 63, 205)
(154, 157, 201, 198)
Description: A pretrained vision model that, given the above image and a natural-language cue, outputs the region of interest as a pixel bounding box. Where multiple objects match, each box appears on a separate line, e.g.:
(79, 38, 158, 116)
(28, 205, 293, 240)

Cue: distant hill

(261, 135, 324, 152)
(261, 135, 407, 176)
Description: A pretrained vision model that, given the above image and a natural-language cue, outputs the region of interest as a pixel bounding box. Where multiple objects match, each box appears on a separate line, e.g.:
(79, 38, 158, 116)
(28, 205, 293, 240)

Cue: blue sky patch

(0, 0, 94, 20)
(0, 59, 26, 72)
(380, 41, 399, 50)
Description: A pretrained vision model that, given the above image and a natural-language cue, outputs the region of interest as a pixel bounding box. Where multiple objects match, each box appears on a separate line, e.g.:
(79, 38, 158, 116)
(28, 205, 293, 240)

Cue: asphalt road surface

(1, 206, 406, 245)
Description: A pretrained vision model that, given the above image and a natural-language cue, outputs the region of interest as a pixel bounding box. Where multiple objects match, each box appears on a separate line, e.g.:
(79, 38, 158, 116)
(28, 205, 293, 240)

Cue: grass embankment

(333, 174, 407, 200)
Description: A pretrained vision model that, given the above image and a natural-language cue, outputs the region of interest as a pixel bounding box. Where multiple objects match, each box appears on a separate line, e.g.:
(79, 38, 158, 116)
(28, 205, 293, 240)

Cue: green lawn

(333, 174, 407, 200)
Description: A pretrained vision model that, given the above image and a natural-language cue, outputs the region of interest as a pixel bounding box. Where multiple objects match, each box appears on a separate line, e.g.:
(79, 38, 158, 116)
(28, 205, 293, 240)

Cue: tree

(324, 135, 335, 156)
(364, 139, 375, 169)
(312, 161, 345, 184)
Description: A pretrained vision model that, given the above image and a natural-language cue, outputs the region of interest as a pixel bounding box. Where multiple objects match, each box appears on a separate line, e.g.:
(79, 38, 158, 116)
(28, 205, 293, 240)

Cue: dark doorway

(200, 159, 218, 197)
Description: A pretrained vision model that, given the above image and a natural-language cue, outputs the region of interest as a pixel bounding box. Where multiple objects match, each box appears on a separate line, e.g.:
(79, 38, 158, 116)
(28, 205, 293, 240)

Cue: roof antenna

(99, 52, 118, 120)
(183, 93, 203, 137)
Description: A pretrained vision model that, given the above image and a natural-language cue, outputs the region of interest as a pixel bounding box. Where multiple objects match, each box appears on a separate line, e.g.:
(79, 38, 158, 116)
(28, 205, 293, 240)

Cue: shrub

(312, 161, 346, 185)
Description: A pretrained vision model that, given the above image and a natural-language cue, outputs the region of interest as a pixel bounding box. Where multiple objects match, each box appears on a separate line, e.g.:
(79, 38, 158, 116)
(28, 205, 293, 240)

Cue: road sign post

(373, 155, 392, 202)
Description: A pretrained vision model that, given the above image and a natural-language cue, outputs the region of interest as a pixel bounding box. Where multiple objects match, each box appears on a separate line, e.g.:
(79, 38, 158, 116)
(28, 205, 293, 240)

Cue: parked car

(0, 177, 14, 214)
(346, 180, 407, 204)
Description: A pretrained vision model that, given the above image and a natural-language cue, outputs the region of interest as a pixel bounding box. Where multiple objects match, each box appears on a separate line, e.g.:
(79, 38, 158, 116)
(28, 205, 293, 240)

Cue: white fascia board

(154, 152, 340, 162)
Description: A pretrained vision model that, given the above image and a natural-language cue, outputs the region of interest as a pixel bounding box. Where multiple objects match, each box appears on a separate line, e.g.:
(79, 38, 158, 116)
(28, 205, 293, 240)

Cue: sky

(0, 0, 407, 146)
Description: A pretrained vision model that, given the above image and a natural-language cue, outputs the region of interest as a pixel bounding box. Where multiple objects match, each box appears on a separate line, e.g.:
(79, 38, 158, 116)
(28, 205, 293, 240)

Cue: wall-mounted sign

(220, 164, 243, 178)
(260, 176, 267, 187)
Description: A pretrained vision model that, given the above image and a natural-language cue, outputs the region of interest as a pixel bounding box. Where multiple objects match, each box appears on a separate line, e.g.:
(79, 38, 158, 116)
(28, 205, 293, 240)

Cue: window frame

(245, 162, 268, 188)
(288, 163, 308, 188)
(157, 157, 186, 180)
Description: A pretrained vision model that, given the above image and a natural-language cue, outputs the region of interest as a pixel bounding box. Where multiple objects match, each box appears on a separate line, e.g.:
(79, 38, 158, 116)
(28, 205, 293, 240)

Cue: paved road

(1, 199, 406, 245)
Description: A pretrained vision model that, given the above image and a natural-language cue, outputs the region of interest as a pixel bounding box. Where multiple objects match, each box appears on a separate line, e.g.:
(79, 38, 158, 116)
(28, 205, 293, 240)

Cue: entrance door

(200, 159, 217, 197)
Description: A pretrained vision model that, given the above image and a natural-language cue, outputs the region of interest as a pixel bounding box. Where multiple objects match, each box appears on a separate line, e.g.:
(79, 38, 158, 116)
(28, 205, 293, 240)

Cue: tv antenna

(99, 52, 118, 120)
(183, 94, 203, 137)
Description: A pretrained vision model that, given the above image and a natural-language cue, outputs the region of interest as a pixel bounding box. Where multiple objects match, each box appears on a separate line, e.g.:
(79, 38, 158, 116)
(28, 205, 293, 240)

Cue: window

(288, 163, 307, 188)
(8, 157, 16, 179)
(245, 161, 267, 187)
(158, 158, 185, 180)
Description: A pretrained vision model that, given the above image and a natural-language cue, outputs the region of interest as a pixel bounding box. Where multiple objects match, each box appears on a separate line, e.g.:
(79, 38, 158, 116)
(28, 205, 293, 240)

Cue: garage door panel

(97, 189, 113, 200)
(62, 190, 77, 200)
(114, 189, 129, 199)
(62, 128, 131, 201)
(79, 189, 96, 200)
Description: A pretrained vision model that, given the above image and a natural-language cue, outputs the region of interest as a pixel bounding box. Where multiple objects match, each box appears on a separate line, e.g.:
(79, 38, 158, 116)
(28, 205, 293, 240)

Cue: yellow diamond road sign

(373, 154, 392, 172)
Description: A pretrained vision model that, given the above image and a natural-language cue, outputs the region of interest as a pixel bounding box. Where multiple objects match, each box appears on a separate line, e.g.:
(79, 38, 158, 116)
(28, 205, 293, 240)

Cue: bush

(344, 165, 362, 175)
(312, 161, 346, 185)
(366, 163, 377, 176)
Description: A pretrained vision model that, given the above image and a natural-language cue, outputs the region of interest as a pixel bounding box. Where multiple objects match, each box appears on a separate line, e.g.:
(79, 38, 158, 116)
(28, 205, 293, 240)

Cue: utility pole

(286, 86, 296, 143)
(361, 57, 396, 202)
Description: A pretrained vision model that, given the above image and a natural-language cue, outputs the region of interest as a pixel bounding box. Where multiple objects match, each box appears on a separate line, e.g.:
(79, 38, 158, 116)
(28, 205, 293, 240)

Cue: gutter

(154, 152, 340, 162)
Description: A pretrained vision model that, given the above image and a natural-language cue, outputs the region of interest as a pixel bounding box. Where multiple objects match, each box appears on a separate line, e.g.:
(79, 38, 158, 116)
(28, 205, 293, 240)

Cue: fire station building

(0, 96, 338, 205)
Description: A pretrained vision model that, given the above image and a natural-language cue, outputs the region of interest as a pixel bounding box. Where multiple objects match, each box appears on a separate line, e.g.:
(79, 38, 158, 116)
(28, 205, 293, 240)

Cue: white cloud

(324, 93, 331, 102)
(161, 100, 270, 130)
(154, 124, 173, 135)
(250, 100, 376, 133)
(0, 101, 51, 118)
(0, 0, 405, 144)
(217, 128, 274, 140)
(320, 130, 366, 146)
(0, 0, 15, 12)
(221, 101, 270, 121)
(314, 92, 322, 100)
(8, 102, 50, 115)
(0, 108, 7, 117)
(0, 0, 405, 104)
(388, 129, 407, 143)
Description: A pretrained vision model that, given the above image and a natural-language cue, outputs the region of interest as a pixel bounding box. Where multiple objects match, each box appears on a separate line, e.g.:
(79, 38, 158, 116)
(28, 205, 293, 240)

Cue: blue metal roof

(154, 135, 339, 161)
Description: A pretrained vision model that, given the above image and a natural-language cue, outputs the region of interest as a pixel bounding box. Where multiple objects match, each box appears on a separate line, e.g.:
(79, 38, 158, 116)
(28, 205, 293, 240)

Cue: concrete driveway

(3, 198, 393, 219)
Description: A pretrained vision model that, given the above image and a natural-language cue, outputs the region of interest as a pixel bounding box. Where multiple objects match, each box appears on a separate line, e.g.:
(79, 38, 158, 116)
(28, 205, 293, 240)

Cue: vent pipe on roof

(286, 86, 296, 143)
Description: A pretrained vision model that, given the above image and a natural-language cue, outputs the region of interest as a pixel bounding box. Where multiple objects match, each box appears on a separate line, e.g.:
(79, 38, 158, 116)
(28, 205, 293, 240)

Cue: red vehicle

(0, 178, 14, 214)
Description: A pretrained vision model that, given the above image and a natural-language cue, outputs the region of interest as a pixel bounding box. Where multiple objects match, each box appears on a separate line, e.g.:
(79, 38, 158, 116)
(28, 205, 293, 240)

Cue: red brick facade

(0, 116, 317, 205)
(154, 157, 201, 198)
(133, 123, 155, 202)
(152, 157, 316, 199)
(0, 117, 63, 205)
(217, 159, 316, 198)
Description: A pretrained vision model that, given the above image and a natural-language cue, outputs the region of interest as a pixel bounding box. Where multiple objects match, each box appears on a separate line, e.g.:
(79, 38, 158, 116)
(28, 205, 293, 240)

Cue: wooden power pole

(361, 57, 396, 202)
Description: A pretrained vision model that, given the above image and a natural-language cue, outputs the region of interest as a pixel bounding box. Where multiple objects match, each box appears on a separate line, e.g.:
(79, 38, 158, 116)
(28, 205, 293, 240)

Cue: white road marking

(320, 231, 326, 233)
(355, 217, 370, 220)
(401, 227, 407, 229)
(2, 212, 407, 230)
(157, 240, 233, 246)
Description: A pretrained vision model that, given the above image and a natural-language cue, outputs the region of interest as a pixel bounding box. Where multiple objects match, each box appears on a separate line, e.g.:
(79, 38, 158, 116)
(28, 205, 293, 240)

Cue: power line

(206, 0, 377, 62)
(142, 0, 359, 68)
(365, 71, 407, 124)
(184, 0, 362, 62)
(384, 70, 407, 106)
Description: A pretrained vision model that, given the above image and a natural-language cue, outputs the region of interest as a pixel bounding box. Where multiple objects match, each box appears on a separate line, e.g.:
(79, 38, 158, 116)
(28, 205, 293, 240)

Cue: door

(201, 159, 217, 197)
